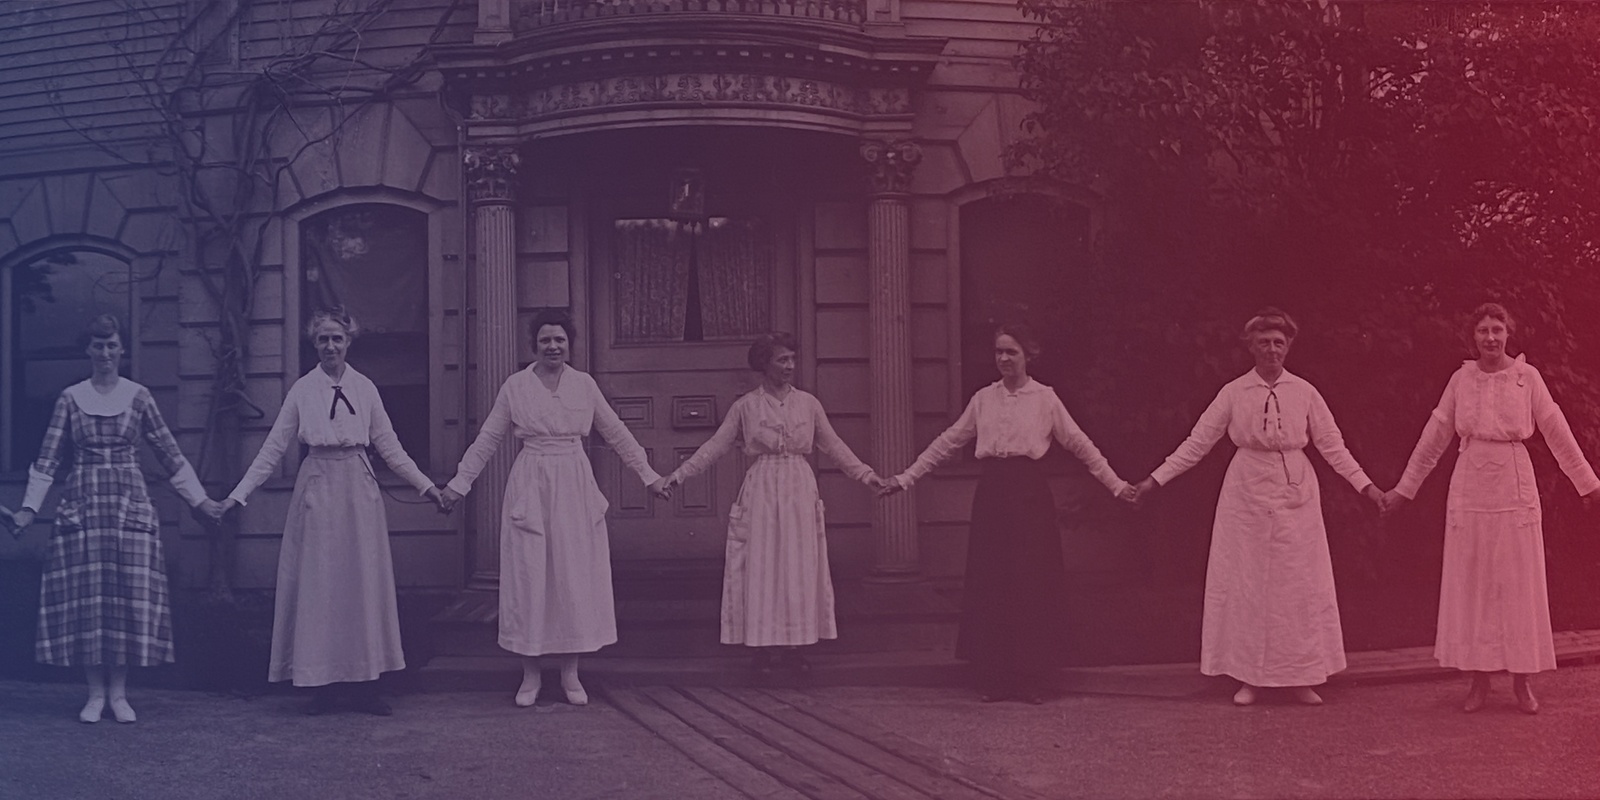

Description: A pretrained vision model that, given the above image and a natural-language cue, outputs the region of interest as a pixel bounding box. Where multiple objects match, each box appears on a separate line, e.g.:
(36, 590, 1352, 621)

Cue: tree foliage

(1011, 0, 1600, 643)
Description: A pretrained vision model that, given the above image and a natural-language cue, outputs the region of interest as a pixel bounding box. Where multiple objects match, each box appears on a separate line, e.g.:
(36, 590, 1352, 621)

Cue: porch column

(464, 146, 521, 591)
(860, 139, 922, 580)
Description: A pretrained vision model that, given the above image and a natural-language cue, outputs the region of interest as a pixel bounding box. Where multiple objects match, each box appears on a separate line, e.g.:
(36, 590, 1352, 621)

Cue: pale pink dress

(447, 364, 661, 656)
(1152, 369, 1374, 687)
(228, 365, 434, 686)
(1395, 355, 1599, 673)
(675, 387, 874, 647)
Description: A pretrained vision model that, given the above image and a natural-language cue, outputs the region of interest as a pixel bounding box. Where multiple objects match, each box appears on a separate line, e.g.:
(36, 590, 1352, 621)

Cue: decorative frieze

(465, 76, 910, 123)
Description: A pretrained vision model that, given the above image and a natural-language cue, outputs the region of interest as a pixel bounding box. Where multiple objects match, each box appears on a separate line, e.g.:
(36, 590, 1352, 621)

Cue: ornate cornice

(467, 73, 910, 122)
(860, 138, 921, 195)
(464, 146, 521, 204)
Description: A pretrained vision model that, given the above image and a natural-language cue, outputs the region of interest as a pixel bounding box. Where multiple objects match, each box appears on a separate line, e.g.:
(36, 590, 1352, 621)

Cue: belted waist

(1461, 437, 1526, 449)
(1235, 443, 1300, 454)
(307, 445, 366, 458)
(77, 448, 138, 467)
(754, 452, 807, 461)
(520, 436, 584, 456)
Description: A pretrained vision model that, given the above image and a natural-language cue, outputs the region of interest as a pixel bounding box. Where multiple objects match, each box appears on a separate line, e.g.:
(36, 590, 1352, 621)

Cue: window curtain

(698, 218, 772, 340)
(613, 218, 691, 342)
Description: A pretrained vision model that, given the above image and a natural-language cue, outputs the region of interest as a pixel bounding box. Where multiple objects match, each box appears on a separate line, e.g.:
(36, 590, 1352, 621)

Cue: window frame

(281, 193, 449, 482)
(0, 238, 141, 475)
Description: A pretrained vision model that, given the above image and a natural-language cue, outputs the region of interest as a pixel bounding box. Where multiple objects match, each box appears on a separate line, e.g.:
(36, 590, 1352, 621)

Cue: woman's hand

(1380, 489, 1407, 517)
(216, 498, 239, 520)
(1123, 477, 1158, 506)
(195, 498, 224, 522)
(877, 476, 906, 497)
(648, 475, 676, 500)
(6, 507, 33, 534)
(438, 487, 463, 513)
(1362, 484, 1384, 510)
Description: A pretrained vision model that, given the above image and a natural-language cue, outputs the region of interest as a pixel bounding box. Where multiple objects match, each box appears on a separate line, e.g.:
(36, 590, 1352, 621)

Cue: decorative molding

(466, 76, 909, 124)
(859, 139, 922, 195)
(515, 0, 867, 31)
(463, 146, 521, 204)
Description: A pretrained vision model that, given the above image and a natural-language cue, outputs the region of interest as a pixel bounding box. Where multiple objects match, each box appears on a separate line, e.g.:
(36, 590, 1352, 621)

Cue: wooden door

(588, 194, 797, 562)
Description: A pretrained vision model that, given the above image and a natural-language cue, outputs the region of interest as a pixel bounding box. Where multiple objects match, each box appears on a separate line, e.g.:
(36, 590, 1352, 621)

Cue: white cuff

(22, 467, 54, 512)
(168, 462, 207, 507)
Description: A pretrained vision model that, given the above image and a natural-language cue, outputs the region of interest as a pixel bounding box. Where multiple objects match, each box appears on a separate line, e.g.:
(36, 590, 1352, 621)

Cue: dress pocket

(727, 502, 751, 543)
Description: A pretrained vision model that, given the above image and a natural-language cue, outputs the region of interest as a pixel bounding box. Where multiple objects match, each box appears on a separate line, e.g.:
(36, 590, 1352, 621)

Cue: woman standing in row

(884, 325, 1133, 703)
(11, 315, 218, 723)
(1386, 303, 1600, 714)
(218, 308, 443, 715)
(1130, 309, 1382, 707)
(440, 310, 668, 708)
(661, 333, 887, 674)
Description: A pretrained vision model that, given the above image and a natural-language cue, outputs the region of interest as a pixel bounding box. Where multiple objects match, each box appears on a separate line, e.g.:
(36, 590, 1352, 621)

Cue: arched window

(3, 249, 135, 470)
(959, 194, 1091, 395)
(298, 203, 431, 465)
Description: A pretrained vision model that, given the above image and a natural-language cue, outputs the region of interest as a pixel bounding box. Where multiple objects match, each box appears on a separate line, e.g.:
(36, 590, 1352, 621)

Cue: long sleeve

(1050, 396, 1128, 495)
(227, 389, 302, 504)
(1306, 390, 1374, 493)
(367, 384, 435, 495)
(21, 394, 72, 511)
(1395, 374, 1460, 499)
(446, 380, 515, 497)
(137, 391, 207, 507)
(1150, 387, 1232, 486)
(1531, 370, 1600, 496)
(813, 400, 874, 483)
(897, 396, 979, 488)
(591, 381, 662, 486)
(673, 401, 743, 482)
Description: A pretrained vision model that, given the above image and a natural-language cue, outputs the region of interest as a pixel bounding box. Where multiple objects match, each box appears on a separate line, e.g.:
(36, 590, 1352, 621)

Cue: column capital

(859, 139, 922, 196)
(464, 146, 521, 204)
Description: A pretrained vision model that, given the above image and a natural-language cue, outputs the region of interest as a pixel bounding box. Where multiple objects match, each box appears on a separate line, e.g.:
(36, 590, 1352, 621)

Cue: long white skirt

(1435, 441, 1556, 673)
(269, 448, 405, 686)
(721, 454, 836, 647)
(1201, 447, 1346, 687)
(497, 442, 618, 656)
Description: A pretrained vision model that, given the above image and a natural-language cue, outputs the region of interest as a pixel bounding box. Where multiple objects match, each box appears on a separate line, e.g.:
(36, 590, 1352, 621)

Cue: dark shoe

(304, 689, 336, 716)
(1463, 678, 1490, 714)
(780, 649, 812, 674)
(354, 693, 393, 717)
(1513, 678, 1539, 715)
(750, 649, 776, 674)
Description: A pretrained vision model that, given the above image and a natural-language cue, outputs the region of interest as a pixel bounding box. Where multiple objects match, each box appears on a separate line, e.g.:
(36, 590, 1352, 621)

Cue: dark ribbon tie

(329, 385, 356, 420)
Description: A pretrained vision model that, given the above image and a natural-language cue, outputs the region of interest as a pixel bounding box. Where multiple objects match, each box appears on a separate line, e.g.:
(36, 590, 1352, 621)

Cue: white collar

(65, 377, 141, 417)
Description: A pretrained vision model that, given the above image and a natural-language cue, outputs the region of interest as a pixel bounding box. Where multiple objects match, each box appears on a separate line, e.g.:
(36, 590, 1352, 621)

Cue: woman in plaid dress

(11, 315, 219, 724)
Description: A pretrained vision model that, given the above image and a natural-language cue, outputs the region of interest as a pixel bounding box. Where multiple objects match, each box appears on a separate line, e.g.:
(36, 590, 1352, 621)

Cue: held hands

(3, 507, 32, 537)
(437, 486, 463, 514)
(876, 475, 906, 497)
(1362, 484, 1385, 513)
(1120, 477, 1158, 507)
(1379, 488, 1408, 517)
(648, 474, 678, 501)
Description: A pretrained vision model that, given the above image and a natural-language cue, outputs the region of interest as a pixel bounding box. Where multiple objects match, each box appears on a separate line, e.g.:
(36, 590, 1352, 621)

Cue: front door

(588, 188, 797, 562)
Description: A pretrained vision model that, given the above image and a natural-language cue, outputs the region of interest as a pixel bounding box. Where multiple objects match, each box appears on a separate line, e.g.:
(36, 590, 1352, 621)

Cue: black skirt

(954, 457, 1070, 676)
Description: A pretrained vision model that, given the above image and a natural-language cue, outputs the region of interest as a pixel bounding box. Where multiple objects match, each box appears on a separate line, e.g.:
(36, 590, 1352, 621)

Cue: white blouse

(1395, 356, 1600, 499)
(894, 378, 1128, 494)
(446, 364, 661, 496)
(673, 387, 874, 483)
(1150, 369, 1373, 491)
(227, 365, 432, 503)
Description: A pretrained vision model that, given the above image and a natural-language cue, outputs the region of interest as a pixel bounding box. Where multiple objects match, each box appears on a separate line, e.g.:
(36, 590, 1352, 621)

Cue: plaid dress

(30, 386, 190, 667)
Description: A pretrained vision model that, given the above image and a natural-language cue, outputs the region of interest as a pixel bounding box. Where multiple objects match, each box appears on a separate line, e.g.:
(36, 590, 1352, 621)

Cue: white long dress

(1151, 369, 1374, 687)
(447, 364, 661, 656)
(1395, 355, 1599, 673)
(675, 387, 874, 647)
(228, 365, 434, 686)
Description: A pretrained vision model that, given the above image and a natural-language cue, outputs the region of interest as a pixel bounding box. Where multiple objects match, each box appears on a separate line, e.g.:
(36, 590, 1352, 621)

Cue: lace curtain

(612, 217, 771, 343)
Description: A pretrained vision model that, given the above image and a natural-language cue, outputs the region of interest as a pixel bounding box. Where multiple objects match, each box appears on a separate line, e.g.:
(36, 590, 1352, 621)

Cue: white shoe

(1292, 687, 1324, 706)
(1232, 685, 1257, 706)
(108, 696, 138, 723)
(79, 696, 105, 724)
(514, 671, 542, 708)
